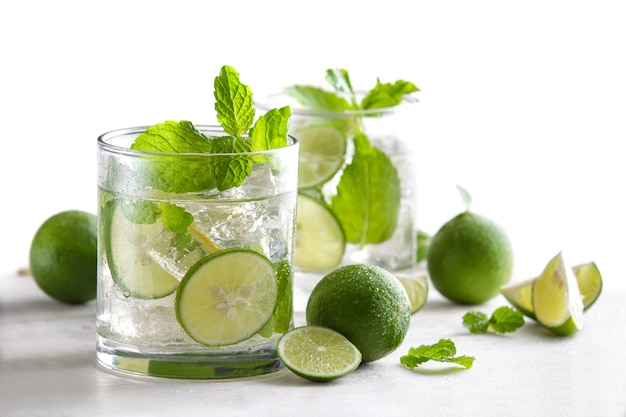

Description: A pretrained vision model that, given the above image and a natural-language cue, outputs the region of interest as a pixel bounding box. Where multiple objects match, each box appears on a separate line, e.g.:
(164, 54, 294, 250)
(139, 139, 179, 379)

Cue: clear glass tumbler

(256, 93, 418, 273)
(96, 126, 298, 379)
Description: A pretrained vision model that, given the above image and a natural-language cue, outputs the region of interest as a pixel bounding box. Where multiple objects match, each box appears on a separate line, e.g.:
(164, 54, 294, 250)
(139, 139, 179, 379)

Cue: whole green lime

(427, 211, 513, 305)
(305, 264, 411, 362)
(29, 210, 98, 304)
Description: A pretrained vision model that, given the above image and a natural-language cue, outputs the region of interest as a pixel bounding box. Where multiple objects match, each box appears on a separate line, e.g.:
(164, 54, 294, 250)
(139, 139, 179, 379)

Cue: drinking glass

(96, 126, 298, 379)
(256, 93, 418, 273)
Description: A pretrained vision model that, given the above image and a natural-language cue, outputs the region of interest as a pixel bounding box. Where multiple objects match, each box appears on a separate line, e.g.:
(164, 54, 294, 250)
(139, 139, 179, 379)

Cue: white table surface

(1, 268, 624, 417)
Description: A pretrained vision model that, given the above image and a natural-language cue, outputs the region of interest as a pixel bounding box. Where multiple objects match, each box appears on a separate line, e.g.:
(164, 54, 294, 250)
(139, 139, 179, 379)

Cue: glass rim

(97, 124, 298, 157)
(254, 90, 419, 118)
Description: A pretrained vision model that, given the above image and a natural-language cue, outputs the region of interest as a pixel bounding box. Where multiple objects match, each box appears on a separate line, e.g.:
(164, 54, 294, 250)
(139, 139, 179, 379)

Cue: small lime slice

(277, 325, 362, 381)
(175, 248, 277, 346)
(295, 194, 346, 272)
(532, 252, 584, 336)
(398, 275, 429, 314)
(105, 202, 180, 299)
(572, 261, 602, 311)
(293, 125, 346, 189)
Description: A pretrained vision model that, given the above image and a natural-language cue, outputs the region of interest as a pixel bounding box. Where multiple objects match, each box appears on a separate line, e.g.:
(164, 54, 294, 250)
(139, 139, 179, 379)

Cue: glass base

(96, 336, 284, 380)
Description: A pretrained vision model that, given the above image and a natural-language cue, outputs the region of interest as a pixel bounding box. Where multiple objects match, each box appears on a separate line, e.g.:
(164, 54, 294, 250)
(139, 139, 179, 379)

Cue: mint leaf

(456, 184, 472, 211)
(160, 203, 193, 233)
(361, 79, 419, 109)
(249, 106, 291, 150)
(214, 65, 255, 138)
(120, 200, 159, 224)
(401, 339, 475, 370)
(205, 135, 254, 191)
(462, 311, 490, 334)
(488, 306, 525, 333)
(330, 132, 401, 246)
(325, 68, 357, 105)
(132, 120, 212, 153)
(284, 85, 353, 111)
(463, 306, 525, 334)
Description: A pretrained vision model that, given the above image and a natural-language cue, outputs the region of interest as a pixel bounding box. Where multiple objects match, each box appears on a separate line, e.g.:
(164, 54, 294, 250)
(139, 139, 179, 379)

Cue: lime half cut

(277, 325, 362, 381)
(294, 125, 346, 189)
(106, 202, 180, 299)
(175, 249, 278, 346)
(532, 252, 584, 336)
(295, 194, 345, 272)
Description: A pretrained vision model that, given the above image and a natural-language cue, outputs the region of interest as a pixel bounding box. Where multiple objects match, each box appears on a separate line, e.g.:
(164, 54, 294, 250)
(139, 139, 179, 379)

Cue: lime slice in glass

(295, 193, 345, 272)
(277, 325, 362, 381)
(572, 261, 602, 311)
(532, 252, 584, 336)
(398, 274, 429, 314)
(175, 248, 277, 346)
(294, 125, 346, 189)
(105, 202, 181, 299)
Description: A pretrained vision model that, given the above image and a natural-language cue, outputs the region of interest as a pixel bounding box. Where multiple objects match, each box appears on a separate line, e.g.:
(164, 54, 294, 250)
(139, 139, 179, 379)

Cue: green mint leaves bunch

(463, 306, 526, 334)
(131, 65, 291, 193)
(286, 69, 419, 247)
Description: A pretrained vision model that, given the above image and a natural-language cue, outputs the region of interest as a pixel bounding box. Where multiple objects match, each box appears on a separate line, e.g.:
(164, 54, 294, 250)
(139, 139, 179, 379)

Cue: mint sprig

(401, 339, 475, 370)
(463, 306, 525, 334)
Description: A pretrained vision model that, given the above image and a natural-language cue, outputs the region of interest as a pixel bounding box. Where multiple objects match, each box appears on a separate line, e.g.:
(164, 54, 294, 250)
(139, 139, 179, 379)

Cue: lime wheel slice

(294, 125, 346, 189)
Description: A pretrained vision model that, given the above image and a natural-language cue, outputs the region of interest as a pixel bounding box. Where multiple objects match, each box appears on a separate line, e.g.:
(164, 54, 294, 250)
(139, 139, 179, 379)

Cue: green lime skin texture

(29, 210, 98, 304)
(427, 211, 513, 305)
(306, 264, 411, 362)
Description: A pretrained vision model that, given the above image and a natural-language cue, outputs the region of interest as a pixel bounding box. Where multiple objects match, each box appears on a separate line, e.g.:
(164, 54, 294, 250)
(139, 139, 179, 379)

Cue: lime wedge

(277, 325, 362, 381)
(295, 194, 346, 272)
(175, 248, 277, 346)
(499, 278, 536, 320)
(293, 125, 346, 189)
(398, 274, 429, 314)
(500, 260, 602, 318)
(572, 261, 602, 311)
(105, 202, 181, 299)
(532, 252, 584, 336)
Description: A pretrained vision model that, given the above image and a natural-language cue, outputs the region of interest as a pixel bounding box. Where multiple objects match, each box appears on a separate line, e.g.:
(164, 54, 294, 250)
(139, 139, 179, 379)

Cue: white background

(1, 0, 624, 290)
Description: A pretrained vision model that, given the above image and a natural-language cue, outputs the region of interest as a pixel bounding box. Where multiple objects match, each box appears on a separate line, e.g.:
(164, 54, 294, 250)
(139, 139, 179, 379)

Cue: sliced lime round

(398, 274, 429, 314)
(532, 252, 584, 336)
(277, 325, 362, 381)
(295, 193, 345, 272)
(293, 125, 346, 189)
(105, 202, 181, 299)
(175, 248, 277, 346)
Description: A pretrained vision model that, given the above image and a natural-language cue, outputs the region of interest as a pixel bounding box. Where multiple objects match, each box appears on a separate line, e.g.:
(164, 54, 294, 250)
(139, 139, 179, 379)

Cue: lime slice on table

(398, 274, 429, 314)
(532, 252, 584, 336)
(277, 325, 362, 381)
(175, 248, 278, 346)
(295, 193, 345, 272)
(293, 125, 346, 189)
(105, 202, 181, 299)
(500, 260, 602, 319)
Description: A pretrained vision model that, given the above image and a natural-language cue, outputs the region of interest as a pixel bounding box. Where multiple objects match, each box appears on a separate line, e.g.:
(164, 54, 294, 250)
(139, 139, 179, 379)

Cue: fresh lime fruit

(306, 264, 411, 362)
(295, 193, 345, 272)
(293, 124, 346, 189)
(500, 260, 603, 319)
(29, 210, 98, 304)
(175, 248, 277, 346)
(398, 274, 429, 314)
(427, 211, 513, 304)
(532, 252, 584, 336)
(277, 325, 362, 381)
(572, 261, 602, 311)
(104, 201, 183, 299)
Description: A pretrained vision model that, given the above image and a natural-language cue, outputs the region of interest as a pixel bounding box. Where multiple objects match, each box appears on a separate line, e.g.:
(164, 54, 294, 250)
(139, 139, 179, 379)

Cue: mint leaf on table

(401, 339, 475, 370)
(463, 306, 525, 334)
